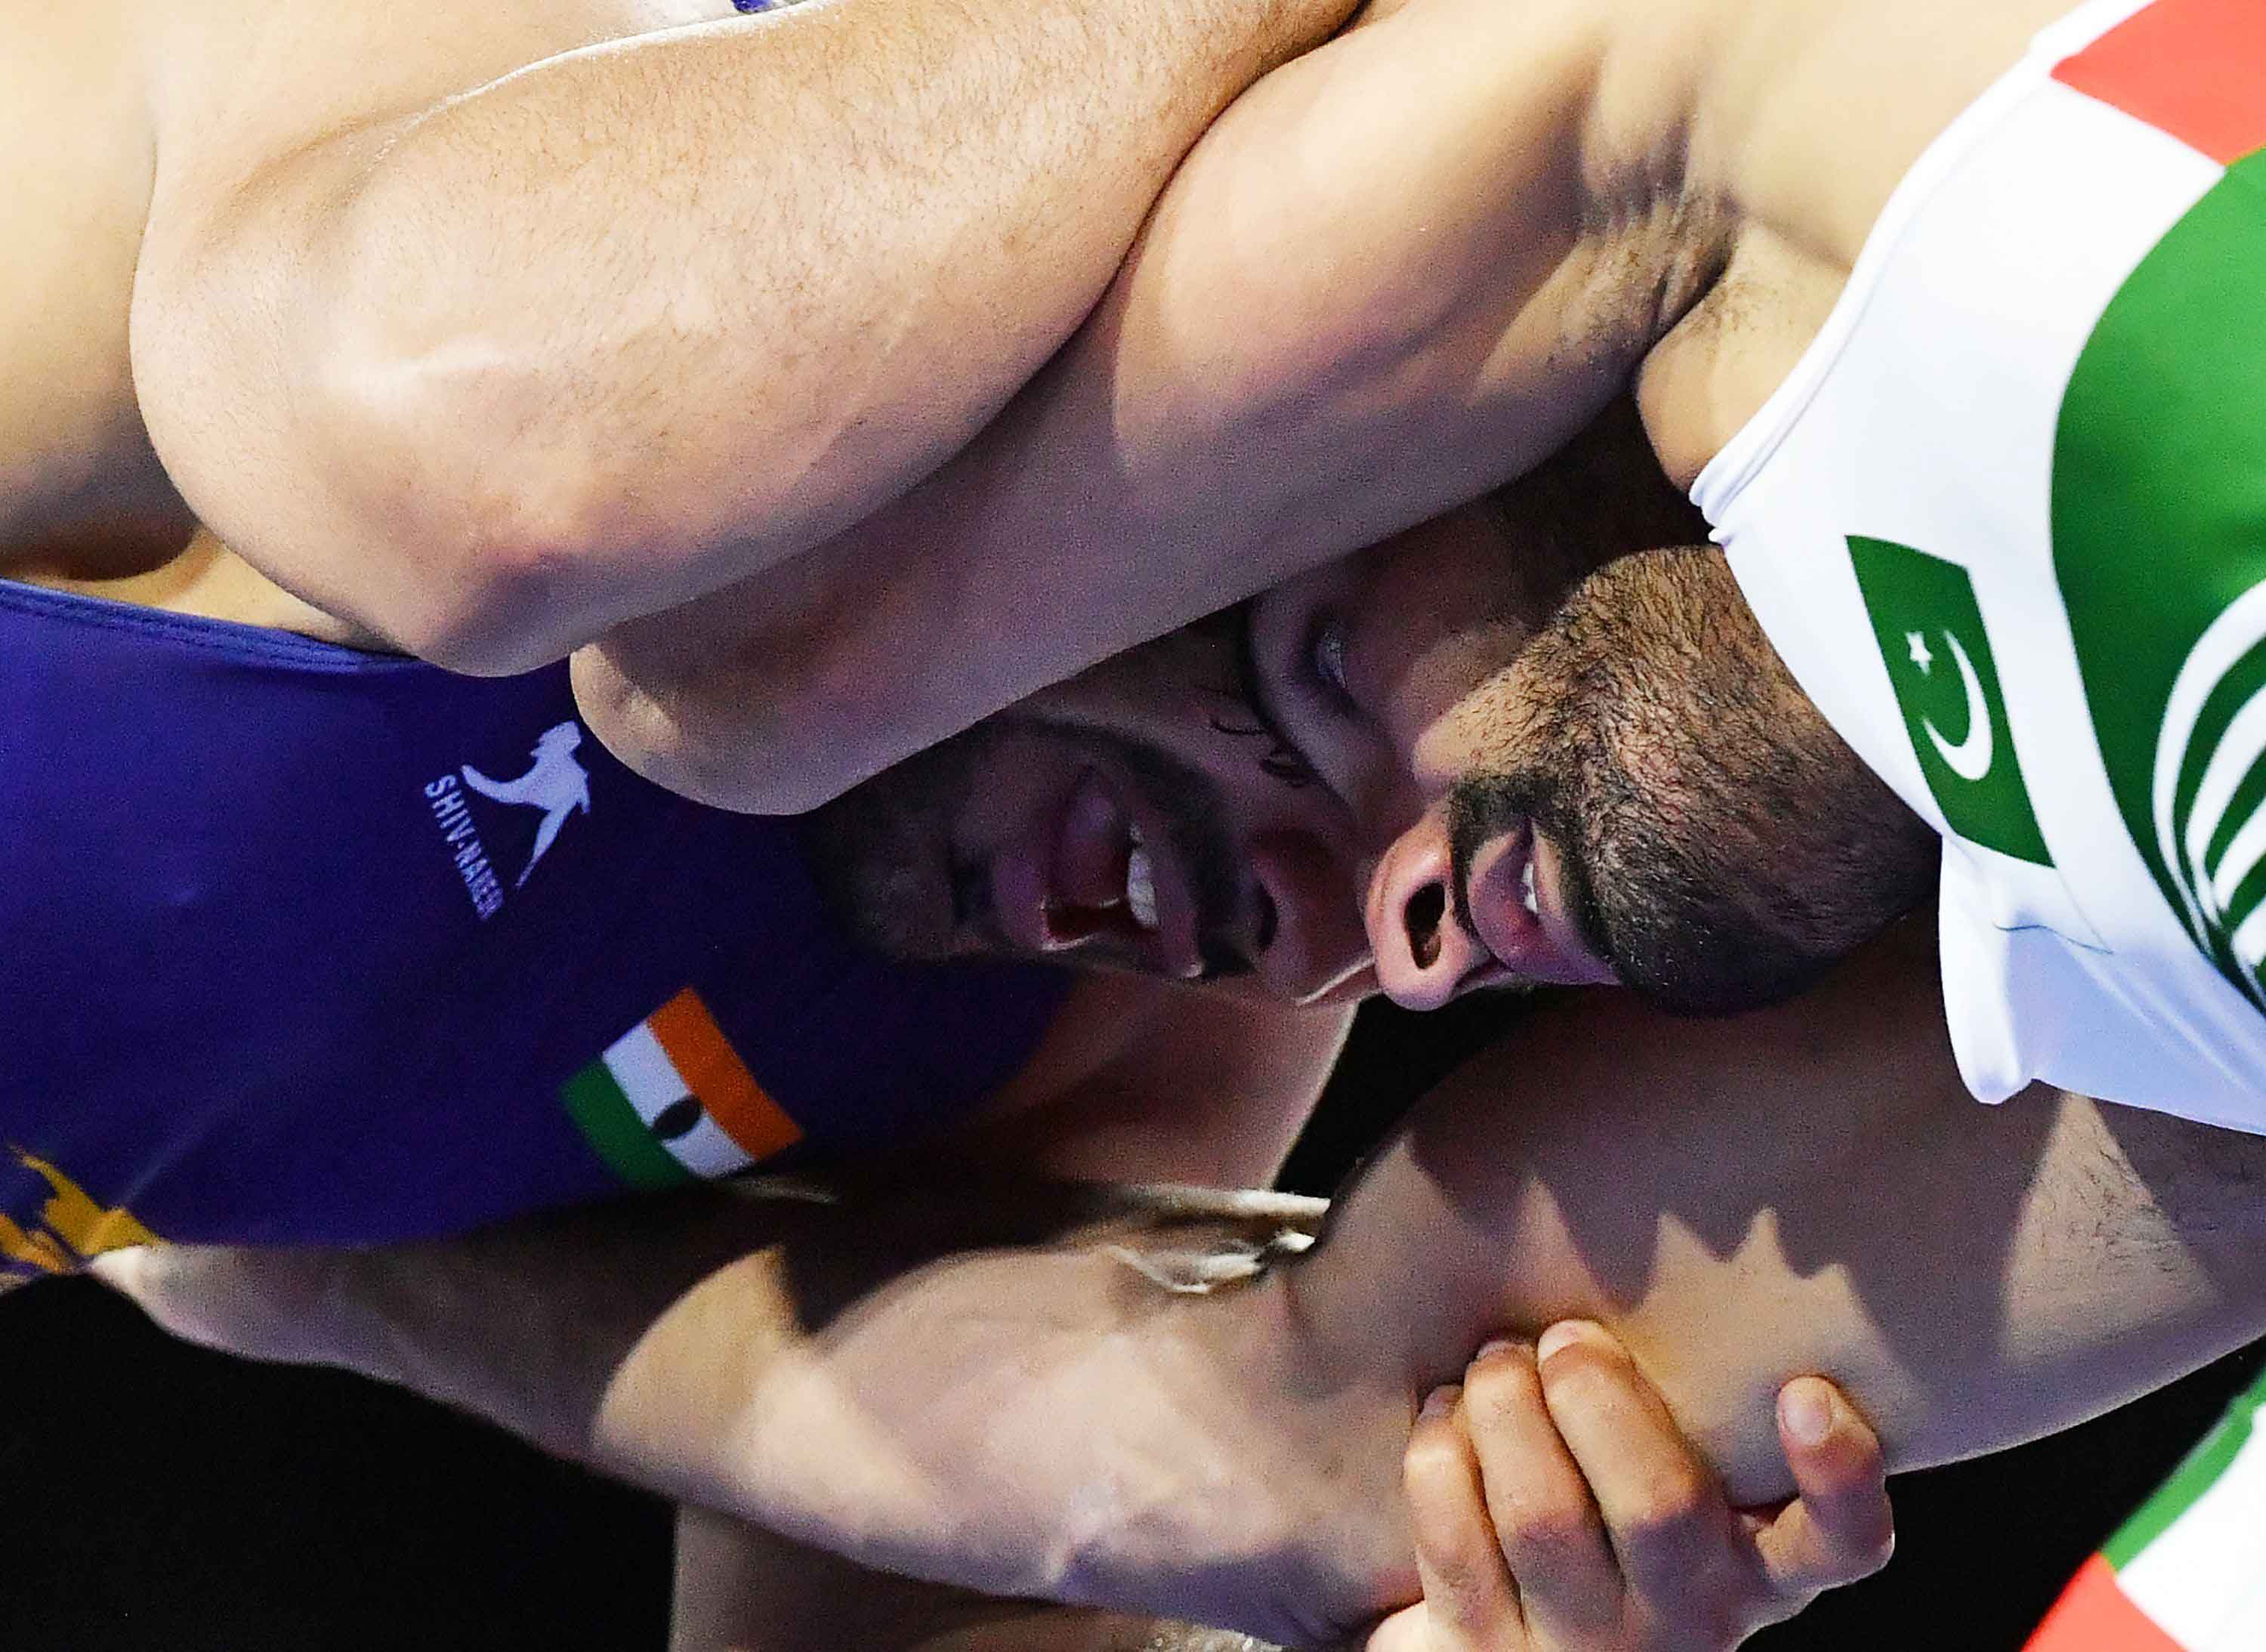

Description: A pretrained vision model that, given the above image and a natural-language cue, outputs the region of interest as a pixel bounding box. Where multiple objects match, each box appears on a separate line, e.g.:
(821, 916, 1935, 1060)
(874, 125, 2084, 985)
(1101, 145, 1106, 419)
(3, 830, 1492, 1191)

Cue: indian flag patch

(2026, 1366, 2266, 1651)
(561, 988, 803, 1188)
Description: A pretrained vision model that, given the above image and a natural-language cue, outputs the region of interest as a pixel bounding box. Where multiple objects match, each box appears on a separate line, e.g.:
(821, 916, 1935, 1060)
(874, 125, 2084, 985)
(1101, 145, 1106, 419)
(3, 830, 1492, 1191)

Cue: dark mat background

(5, 994, 2255, 1651)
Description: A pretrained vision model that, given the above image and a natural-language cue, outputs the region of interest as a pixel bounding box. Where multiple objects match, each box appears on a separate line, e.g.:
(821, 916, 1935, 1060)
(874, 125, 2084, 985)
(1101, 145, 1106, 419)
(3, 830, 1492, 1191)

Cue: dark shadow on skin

(1388, 918, 2064, 1390)
(1371, 909, 2266, 1514)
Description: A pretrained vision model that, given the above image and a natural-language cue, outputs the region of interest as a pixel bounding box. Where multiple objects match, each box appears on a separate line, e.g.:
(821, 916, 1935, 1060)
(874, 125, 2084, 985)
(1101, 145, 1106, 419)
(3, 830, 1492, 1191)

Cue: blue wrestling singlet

(0, 580, 1070, 1274)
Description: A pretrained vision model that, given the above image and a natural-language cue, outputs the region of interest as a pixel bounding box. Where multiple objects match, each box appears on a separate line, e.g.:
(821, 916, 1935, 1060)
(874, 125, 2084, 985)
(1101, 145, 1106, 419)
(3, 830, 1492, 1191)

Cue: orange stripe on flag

(2024, 1555, 2186, 1652)
(648, 989, 804, 1162)
(2053, 0, 2266, 165)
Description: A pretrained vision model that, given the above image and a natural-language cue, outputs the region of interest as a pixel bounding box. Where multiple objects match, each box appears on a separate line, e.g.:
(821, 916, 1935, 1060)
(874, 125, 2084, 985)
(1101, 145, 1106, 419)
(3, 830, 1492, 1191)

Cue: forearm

(140, 0, 1352, 670)
(1286, 976, 2266, 1508)
(717, 936, 2266, 1636)
(118, 944, 2266, 1641)
(574, 0, 1617, 810)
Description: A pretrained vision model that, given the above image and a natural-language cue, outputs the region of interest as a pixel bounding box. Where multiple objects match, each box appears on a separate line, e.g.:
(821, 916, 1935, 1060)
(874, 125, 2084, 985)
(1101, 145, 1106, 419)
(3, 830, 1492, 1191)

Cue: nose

(1248, 829, 1373, 1002)
(1365, 807, 1497, 1010)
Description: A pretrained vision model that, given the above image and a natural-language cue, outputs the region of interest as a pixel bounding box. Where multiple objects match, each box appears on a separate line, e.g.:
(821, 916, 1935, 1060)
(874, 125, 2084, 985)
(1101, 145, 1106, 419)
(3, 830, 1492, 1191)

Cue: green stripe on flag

(2104, 1363, 2266, 1570)
(562, 1064, 693, 1190)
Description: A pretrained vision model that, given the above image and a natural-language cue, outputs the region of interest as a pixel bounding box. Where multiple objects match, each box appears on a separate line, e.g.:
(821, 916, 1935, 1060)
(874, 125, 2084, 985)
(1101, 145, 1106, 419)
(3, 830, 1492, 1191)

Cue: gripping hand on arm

(91, 937, 2266, 1644)
(1371, 1329, 1891, 1652)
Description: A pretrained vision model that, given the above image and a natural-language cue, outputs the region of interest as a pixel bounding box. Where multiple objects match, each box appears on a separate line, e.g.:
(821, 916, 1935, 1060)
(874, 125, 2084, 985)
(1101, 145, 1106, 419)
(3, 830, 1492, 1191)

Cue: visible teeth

(1519, 860, 1539, 915)
(1125, 846, 1159, 930)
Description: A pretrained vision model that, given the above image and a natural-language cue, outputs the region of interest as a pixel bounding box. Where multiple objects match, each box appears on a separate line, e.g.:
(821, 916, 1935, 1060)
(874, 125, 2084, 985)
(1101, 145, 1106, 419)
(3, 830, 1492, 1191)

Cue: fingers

(1530, 1321, 1736, 1612)
(1749, 1377, 1895, 1596)
(1402, 1382, 1528, 1649)
(1407, 1325, 1891, 1651)
(1459, 1339, 1624, 1642)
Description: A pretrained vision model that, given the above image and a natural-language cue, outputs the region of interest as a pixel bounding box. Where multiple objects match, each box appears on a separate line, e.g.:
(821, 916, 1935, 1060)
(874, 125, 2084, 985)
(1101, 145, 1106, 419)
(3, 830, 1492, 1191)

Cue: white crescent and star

(1906, 626, 1996, 783)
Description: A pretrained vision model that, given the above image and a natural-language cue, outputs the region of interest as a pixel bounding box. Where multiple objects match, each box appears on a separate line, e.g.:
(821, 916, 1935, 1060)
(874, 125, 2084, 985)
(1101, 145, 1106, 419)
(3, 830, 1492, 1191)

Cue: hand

(1368, 1322, 1894, 1650)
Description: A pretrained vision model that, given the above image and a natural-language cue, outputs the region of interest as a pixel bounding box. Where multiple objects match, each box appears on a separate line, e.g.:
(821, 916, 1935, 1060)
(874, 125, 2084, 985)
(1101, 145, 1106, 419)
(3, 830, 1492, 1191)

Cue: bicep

(1289, 931, 2266, 1505)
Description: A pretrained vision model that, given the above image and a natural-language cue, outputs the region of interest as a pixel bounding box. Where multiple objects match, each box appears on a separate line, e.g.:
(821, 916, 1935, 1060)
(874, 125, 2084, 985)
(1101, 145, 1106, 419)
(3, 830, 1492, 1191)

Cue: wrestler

(107, 452, 2266, 1642)
(5, 0, 1422, 1274)
(2, 521, 1391, 1266)
(1350, 3, 2266, 1135)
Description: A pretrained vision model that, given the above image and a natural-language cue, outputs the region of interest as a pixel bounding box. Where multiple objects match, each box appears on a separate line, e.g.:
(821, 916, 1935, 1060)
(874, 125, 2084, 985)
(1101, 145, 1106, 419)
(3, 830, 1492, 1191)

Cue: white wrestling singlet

(1694, 0, 2266, 1129)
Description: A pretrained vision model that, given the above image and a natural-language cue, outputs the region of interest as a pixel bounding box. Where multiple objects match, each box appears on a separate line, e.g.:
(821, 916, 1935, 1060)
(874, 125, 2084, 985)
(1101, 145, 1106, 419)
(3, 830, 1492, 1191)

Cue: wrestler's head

(1342, 438, 1940, 1017)
(807, 400, 1771, 1011)
(801, 602, 1386, 1005)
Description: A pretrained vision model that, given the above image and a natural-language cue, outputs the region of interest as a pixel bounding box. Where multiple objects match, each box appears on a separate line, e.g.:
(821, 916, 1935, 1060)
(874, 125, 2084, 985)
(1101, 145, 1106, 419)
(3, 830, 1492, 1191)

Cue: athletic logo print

(1, 1149, 159, 1277)
(460, 721, 593, 888)
(560, 990, 804, 1189)
(1913, 628, 1996, 783)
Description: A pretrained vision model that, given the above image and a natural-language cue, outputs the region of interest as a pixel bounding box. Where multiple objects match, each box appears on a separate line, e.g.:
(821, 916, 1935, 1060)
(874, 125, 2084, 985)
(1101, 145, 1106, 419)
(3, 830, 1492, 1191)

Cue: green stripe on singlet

(2104, 1363, 2266, 1570)
(2052, 149, 2266, 1010)
(561, 1063, 693, 1190)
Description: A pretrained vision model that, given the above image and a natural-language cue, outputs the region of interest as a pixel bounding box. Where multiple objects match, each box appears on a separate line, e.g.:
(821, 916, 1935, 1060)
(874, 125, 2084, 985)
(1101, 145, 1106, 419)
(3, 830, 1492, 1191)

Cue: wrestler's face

(1270, 405, 1937, 1015)
(1229, 396, 1929, 1017)
(1372, 543, 1938, 1015)
(801, 610, 1393, 1005)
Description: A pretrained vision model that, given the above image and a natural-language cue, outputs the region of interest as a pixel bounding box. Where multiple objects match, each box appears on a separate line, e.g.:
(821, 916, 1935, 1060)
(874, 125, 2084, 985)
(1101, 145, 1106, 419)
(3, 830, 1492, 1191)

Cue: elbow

(570, 639, 859, 815)
(303, 329, 635, 673)
(136, 238, 625, 674)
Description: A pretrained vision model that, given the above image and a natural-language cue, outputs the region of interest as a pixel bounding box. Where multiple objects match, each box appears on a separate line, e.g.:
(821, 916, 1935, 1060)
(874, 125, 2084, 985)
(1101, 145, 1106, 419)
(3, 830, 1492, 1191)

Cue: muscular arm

(567, 0, 1643, 808)
(113, 934, 2266, 1644)
(130, 0, 1353, 671)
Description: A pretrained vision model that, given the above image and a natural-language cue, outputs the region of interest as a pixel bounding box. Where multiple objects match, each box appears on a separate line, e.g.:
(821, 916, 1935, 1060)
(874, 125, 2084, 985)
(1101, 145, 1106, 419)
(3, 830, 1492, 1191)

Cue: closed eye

(1218, 604, 1320, 790)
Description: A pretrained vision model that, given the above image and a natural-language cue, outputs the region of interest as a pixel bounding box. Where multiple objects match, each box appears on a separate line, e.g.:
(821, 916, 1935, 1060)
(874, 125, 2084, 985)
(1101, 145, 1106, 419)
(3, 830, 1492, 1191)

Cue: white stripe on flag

(2120, 1422, 2266, 1651)
(600, 1022, 755, 1180)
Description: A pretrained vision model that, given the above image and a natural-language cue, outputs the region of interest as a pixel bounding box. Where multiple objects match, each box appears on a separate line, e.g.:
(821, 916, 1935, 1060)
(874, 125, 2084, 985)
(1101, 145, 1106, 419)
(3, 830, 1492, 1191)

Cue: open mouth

(1461, 824, 1617, 987)
(989, 767, 1205, 977)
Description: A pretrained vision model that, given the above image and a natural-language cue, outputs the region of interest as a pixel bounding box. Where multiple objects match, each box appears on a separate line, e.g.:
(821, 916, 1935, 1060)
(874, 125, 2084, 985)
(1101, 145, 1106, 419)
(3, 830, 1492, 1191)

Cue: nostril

(1405, 882, 1445, 969)
(1254, 882, 1279, 954)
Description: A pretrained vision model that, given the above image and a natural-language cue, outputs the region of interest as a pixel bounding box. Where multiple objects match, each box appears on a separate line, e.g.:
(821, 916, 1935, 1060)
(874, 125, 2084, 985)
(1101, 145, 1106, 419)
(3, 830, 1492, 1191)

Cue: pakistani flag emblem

(1848, 536, 2052, 866)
